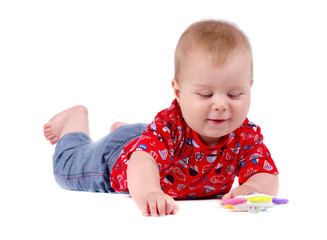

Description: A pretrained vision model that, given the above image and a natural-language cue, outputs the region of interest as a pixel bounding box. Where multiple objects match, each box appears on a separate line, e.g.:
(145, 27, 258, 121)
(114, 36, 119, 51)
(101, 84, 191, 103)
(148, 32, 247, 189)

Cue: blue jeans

(53, 123, 147, 193)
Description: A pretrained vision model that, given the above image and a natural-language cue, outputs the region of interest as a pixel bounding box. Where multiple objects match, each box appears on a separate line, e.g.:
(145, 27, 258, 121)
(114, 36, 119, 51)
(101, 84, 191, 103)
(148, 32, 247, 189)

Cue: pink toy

(222, 193, 288, 213)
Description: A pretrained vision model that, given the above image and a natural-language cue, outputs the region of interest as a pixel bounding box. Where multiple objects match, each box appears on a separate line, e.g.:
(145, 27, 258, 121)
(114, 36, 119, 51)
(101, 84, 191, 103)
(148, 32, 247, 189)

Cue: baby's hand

(221, 184, 260, 205)
(134, 191, 179, 217)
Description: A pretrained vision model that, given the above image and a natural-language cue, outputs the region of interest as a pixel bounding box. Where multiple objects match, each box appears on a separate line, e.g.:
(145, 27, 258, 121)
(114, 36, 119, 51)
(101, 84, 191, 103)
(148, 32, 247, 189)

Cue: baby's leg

(43, 105, 90, 145)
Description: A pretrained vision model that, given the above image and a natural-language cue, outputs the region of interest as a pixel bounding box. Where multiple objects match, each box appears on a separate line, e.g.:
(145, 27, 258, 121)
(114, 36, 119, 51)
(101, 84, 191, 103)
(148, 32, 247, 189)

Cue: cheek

(180, 97, 206, 120)
(231, 98, 251, 116)
(183, 101, 202, 116)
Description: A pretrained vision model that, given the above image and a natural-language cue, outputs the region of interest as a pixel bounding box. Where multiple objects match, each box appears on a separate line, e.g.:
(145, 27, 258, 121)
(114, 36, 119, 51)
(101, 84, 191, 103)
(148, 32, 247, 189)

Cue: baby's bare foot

(110, 122, 128, 132)
(43, 105, 88, 145)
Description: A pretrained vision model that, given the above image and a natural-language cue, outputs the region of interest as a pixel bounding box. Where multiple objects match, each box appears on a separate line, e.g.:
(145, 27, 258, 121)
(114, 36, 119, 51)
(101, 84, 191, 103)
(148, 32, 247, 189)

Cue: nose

(211, 96, 227, 111)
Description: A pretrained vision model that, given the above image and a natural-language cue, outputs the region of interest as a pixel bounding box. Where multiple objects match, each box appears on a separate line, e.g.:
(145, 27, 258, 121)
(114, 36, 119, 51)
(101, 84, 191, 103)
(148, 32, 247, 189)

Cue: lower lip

(208, 119, 227, 124)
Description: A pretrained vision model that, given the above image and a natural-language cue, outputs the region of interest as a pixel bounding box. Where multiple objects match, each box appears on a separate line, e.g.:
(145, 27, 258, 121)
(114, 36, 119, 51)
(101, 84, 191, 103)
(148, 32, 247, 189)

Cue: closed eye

(198, 93, 213, 98)
(228, 93, 242, 99)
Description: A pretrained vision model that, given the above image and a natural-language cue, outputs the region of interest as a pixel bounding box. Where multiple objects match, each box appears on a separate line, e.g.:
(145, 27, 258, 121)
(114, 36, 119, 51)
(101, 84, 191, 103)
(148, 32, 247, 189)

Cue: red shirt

(110, 99, 278, 199)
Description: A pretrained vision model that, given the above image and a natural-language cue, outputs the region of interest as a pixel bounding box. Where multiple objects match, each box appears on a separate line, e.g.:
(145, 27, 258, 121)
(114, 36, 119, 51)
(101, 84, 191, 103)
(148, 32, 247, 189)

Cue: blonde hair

(174, 20, 253, 80)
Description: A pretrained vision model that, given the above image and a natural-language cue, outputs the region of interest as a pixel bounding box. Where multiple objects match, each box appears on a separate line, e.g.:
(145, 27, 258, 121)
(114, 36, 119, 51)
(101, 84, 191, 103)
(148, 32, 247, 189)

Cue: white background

(1, 0, 326, 239)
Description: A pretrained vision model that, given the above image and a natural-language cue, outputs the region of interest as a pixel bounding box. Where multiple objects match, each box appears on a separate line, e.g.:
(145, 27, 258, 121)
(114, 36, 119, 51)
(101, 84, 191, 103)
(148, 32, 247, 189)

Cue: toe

(46, 134, 55, 141)
(50, 137, 59, 144)
(43, 122, 51, 129)
(44, 131, 52, 137)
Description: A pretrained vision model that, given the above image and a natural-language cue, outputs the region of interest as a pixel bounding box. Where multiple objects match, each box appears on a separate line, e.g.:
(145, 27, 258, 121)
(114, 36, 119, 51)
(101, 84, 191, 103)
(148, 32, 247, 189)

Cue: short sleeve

(127, 108, 181, 172)
(236, 123, 279, 184)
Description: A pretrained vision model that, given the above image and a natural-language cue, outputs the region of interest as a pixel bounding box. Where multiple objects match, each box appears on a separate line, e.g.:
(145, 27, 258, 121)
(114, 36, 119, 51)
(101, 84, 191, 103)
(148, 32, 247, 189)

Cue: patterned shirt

(110, 99, 278, 199)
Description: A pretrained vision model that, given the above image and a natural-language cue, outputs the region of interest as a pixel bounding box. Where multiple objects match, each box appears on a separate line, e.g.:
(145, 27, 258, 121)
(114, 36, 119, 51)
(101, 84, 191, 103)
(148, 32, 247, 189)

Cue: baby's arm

(221, 173, 279, 202)
(127, 151, 178, 217)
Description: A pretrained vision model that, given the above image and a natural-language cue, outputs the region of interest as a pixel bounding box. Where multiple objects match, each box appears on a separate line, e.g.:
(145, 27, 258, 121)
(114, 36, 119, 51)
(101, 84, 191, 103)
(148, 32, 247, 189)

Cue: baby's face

(172, 50, 252, 147)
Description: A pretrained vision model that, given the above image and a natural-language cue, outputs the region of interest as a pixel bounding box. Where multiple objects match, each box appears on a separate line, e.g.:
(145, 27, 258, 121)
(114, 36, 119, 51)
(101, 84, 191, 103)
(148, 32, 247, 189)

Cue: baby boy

(44, 20, 279, 217)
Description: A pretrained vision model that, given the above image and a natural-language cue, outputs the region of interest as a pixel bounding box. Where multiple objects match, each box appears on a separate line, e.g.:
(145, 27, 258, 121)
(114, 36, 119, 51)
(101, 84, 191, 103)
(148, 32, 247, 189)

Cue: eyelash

(199, 93, 213, 98)
(198, 93, 241, 99)
(228, 94, 241, 99)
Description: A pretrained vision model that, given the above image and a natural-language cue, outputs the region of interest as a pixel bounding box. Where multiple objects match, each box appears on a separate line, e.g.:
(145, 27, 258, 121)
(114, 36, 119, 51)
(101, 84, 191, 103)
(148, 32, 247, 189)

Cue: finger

(157, 198, 166, 216)
(229, 186, 249, 198)
(140, 202, 150, 217)
(142, 209, 149, 217)
(170, 202, 179, 215)
(148, 198, 158, 217)
(221, 191, 233, 205)
(165, 198, 175, 215)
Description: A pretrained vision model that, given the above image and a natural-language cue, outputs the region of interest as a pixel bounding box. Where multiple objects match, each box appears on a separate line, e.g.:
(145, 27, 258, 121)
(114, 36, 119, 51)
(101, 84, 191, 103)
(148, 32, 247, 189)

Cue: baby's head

(172, 20, 254, 147)
(174, 19, 253, 82)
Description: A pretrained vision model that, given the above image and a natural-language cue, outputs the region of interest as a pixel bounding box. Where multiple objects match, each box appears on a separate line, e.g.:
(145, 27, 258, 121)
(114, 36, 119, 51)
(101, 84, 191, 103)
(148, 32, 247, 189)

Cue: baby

(44, 20, 279, 217)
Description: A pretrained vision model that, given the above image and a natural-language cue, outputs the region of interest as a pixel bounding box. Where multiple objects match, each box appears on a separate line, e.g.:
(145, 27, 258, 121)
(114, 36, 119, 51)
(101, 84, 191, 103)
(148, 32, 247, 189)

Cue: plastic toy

(222, 193, 288, 213)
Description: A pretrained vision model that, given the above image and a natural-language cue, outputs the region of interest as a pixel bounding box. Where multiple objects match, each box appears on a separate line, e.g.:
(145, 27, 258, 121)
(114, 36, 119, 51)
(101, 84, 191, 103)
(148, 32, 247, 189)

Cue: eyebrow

(194, 83, 211, 88)
(194, 83, 247, 90)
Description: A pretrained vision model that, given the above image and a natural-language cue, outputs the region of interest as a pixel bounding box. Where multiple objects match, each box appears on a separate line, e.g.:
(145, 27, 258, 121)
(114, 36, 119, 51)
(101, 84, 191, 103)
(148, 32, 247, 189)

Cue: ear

(171, 79, 181, 103)
(250, 79, 254, 87)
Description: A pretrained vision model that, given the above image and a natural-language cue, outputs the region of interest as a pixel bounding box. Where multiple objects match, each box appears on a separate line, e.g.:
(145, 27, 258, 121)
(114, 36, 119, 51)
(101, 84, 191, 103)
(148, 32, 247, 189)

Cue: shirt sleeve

(127, 110, 179, 172)
(236, 122, 279, 184)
